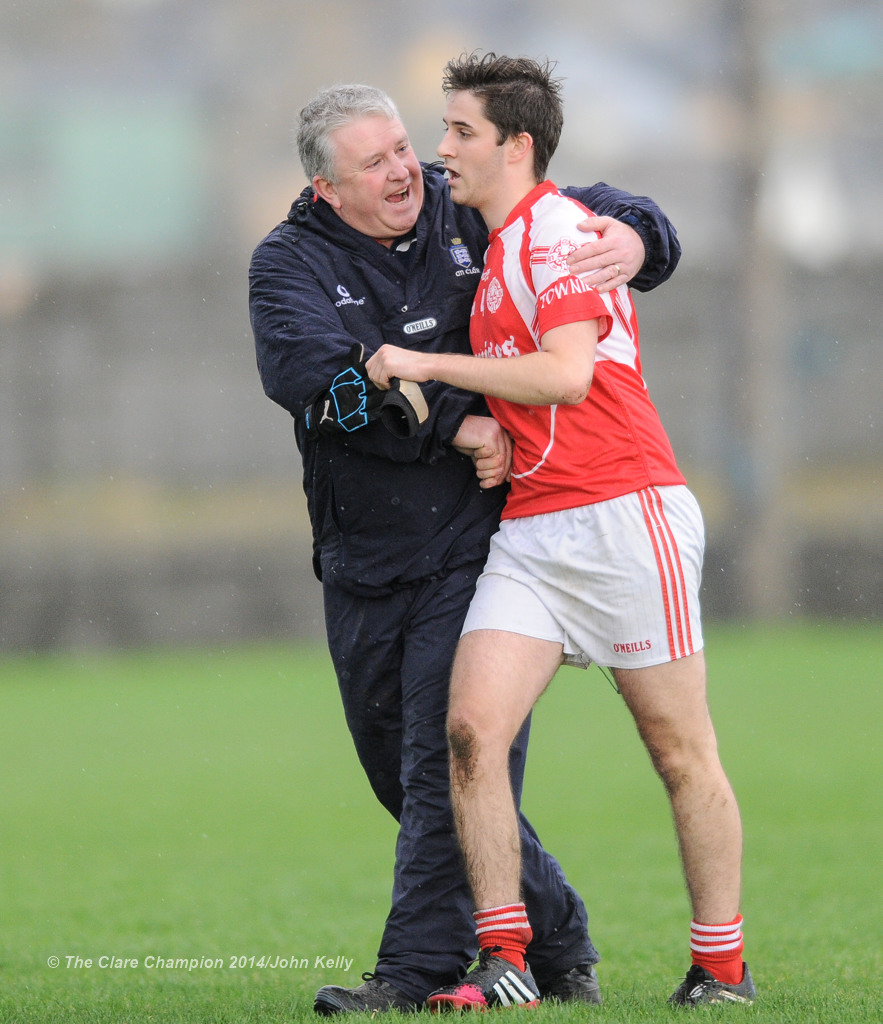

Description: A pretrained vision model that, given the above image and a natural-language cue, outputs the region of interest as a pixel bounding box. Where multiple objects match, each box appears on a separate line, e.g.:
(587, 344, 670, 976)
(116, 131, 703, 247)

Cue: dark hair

(441, 52, 563, 181)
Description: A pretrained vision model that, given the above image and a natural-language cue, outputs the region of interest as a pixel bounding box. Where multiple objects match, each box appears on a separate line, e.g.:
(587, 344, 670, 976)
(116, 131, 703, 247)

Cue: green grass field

(0, 622, 880, 1022)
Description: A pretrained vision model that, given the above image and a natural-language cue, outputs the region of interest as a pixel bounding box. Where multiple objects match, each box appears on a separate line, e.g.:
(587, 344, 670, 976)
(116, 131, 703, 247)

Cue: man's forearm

(368, 323, 597, 409)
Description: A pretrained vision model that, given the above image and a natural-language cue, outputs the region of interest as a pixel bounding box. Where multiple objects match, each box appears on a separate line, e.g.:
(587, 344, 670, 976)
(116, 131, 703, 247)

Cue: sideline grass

(0, 622, 880, 1022)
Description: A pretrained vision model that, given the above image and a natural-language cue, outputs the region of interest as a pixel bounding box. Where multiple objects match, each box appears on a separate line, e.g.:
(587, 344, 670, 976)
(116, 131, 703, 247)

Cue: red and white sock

(474, 904, 533, 971)
(690, 915, 745, 985)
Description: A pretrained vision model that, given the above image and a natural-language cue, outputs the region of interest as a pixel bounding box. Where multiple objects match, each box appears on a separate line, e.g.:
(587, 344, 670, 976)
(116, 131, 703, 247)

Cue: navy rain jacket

(249, 164, 680, 595)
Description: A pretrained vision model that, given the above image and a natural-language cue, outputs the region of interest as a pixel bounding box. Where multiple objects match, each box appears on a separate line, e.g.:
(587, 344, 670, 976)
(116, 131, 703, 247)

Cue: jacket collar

(283, 164, 448, 257)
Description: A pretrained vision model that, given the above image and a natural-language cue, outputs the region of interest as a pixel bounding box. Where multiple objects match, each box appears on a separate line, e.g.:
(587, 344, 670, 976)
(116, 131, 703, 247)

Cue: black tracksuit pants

(323, 559, 599, 1002)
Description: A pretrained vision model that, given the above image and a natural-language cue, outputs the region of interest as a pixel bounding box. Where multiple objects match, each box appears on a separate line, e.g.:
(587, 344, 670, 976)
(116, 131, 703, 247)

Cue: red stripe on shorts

(638, 488, 694, 660)
(651, 487, 695, 657)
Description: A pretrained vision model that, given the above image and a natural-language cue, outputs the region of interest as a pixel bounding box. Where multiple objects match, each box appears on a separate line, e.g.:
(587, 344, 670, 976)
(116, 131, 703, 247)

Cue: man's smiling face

(317, 115, 424, 246)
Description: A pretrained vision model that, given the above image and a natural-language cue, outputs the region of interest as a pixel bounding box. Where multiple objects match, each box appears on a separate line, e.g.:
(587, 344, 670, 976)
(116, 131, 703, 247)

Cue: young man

(250, 83, 684, 1013)
(366, 53, 755, 1009)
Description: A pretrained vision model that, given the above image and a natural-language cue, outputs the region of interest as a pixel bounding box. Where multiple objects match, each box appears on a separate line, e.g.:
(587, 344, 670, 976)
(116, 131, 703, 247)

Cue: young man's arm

(366, 320, 599, 408)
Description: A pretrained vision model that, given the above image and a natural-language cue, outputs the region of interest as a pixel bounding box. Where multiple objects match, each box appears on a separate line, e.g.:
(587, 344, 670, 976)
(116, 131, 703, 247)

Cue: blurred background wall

(1, 0, 881, 650)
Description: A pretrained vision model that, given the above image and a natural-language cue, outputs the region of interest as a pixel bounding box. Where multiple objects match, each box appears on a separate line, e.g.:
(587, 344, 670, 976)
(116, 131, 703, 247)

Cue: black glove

(304, 344, 385, 437)
(305, 344, 429, 439)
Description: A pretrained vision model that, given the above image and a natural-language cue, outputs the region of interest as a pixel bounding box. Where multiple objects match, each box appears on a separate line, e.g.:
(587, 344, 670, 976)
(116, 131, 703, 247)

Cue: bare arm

(366, 320, 599, 408)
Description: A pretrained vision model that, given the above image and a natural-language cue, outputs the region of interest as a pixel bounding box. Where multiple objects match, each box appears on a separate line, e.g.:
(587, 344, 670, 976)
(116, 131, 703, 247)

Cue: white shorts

(462, 485, 705, 670)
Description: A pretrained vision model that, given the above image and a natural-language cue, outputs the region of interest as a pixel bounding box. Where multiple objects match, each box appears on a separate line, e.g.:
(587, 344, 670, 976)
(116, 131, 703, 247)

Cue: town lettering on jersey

(538, 275, 592, 309)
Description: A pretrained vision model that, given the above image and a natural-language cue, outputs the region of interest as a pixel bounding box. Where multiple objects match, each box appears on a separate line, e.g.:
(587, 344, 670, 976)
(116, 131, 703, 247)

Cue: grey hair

(296, 84, 400, 184)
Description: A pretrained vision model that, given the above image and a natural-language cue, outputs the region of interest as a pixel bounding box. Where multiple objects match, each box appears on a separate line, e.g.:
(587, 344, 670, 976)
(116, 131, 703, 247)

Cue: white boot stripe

(492, 981, 513, 1006)
(500, 972, 536, 1003)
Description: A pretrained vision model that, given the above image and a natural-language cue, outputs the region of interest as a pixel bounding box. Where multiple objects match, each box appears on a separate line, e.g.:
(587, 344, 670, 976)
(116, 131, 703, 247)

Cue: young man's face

(437, 90, 506, 213)
(315, 115, 424, 246)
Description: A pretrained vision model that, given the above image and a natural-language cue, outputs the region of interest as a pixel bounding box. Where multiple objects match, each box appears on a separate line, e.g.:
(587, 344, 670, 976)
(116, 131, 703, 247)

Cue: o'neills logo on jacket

(403, 318, 437, 335)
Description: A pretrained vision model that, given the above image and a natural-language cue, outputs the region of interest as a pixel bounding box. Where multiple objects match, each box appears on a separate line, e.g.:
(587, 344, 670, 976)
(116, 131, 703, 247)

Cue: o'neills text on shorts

(613, 640, 652, 654)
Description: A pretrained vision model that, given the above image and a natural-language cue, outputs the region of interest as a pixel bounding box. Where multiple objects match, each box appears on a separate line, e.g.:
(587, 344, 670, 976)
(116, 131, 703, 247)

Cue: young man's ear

(313, 175, 341, 211)
(507, 132, 534, 166)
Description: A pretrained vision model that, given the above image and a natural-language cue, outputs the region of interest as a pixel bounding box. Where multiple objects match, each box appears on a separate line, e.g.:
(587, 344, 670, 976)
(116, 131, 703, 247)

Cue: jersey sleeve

(528, 201, 612, 340)
(561, 181, 681, 292)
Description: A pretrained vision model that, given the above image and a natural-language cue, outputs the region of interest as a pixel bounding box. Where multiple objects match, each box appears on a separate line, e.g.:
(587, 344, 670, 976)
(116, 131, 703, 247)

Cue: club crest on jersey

(547, 237, 579, 272)
(448, 238, 473, 268)
(486, 277, 504, 314)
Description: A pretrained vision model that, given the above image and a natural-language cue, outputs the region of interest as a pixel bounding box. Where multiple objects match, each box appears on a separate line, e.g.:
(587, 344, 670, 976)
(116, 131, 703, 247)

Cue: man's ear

(507, 132, 534, 166)
(313, 175, 341, 210)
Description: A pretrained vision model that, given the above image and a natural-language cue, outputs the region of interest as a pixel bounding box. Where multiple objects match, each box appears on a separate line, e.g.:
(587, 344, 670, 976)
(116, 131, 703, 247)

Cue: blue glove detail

(329, 365, 371, 432)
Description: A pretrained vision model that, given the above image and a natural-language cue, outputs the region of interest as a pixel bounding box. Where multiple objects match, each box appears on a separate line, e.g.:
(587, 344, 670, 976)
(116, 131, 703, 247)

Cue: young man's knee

(447, 714, 488, 792)
(646, 735, 725, 797)
(651, 748, 693, 795)
(446, 705, 513, 778)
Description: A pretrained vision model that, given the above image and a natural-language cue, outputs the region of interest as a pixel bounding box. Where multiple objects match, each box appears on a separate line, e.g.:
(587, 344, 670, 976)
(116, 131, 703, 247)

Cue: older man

(249, 82, 681, 1013)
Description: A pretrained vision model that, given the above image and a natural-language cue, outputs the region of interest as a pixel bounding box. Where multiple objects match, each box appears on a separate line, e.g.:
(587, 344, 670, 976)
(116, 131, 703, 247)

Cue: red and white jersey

(470, 180, 685, 520)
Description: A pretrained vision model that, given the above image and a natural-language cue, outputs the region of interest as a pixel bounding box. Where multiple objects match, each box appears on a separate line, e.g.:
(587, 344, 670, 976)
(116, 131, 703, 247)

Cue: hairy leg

(447, 629, 562, 910)
(614, 652, 742, 922)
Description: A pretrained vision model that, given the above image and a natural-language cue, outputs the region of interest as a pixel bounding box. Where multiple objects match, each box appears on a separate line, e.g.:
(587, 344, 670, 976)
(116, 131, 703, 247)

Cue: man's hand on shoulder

(566, 216, 645, 293)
